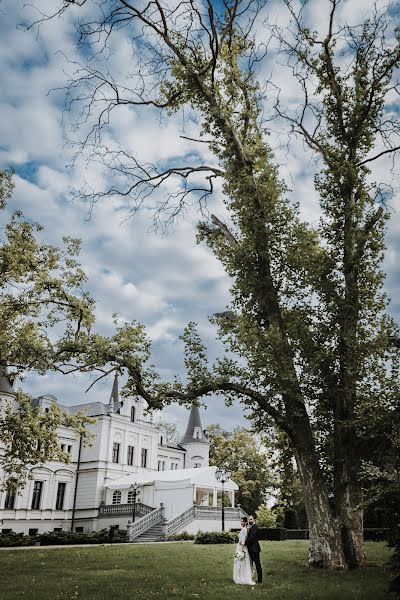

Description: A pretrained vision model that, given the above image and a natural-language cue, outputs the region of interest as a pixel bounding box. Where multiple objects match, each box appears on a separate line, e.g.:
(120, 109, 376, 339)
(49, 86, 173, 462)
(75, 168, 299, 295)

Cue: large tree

(29, 0, 400, 569)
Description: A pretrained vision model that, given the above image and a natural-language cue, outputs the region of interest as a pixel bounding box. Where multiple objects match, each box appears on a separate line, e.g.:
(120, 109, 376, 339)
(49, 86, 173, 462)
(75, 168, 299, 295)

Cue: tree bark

(290, 418, 347, 569)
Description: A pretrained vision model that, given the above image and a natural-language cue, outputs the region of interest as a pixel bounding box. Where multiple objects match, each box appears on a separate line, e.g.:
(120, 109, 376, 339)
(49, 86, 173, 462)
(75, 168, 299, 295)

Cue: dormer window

(131, 406, 135, 422)
(193, 427, 202, 440)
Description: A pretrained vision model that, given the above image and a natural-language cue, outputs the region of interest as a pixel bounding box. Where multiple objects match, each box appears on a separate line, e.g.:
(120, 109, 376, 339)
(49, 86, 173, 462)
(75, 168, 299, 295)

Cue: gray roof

(61, 401, 123, 417)
(179, 404, 209, 445)
(0, 365, 14, 395)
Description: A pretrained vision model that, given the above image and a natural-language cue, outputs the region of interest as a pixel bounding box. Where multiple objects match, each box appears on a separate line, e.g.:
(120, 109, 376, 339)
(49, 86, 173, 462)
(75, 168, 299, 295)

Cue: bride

(233, 517, 254, 585)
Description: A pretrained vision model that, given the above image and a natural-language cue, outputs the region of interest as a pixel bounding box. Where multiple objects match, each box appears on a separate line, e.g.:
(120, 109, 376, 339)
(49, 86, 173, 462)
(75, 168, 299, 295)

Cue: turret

(179, 403, 210, 468)
(108, 372, 119, 414)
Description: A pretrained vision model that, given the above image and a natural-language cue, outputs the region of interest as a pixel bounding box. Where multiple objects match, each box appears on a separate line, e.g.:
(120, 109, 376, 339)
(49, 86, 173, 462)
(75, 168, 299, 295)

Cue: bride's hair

(241, 516, 248, 524)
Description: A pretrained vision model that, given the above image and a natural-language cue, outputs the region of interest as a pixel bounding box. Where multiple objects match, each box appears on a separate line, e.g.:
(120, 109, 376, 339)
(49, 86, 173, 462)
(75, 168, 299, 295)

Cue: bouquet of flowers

(234, 550, 246, 562)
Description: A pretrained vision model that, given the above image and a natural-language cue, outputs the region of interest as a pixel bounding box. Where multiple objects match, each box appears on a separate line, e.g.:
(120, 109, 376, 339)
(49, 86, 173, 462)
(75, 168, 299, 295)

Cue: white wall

(154, 482, 193, 520)
(181, 518, 241, 534)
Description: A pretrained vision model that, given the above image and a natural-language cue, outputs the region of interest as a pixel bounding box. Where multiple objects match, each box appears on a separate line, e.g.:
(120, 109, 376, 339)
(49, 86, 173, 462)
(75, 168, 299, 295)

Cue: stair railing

(164, 505, 196, 537)
(127, 504, 164, 541)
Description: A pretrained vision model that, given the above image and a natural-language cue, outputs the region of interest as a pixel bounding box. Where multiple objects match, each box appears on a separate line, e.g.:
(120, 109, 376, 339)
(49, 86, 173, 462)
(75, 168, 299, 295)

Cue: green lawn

(0, 541, 391, 600)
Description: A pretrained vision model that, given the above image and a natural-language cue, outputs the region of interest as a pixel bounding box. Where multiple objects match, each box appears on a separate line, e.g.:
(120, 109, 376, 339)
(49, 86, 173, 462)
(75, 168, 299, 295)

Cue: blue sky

(0, 0, 399, 435)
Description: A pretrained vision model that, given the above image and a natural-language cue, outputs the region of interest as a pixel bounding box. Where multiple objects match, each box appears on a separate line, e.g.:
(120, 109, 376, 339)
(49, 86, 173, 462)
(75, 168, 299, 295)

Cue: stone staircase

(132, 522, 165, 543)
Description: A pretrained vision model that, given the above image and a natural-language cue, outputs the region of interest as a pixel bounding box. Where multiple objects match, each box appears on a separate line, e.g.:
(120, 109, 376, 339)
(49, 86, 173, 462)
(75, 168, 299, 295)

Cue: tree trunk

(291, 428, 347, 569)
(334, 436, 366, 568)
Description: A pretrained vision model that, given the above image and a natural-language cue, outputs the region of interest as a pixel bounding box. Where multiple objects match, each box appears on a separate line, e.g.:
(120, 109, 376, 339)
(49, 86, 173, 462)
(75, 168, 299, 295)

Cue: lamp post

(215, 467, 232, 531)
(128, 483, 140, 522)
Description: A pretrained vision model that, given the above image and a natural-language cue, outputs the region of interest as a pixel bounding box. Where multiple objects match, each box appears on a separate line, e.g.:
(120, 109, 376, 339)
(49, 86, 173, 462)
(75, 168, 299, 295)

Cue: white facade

(0, 374, 239, 535)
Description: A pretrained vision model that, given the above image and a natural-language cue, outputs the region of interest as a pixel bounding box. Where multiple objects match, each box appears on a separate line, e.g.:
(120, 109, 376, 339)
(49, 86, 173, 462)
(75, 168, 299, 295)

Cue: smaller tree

(208, 425, 274, 515)
(0, 391, 93, 491)
(255, 504, 277, 528)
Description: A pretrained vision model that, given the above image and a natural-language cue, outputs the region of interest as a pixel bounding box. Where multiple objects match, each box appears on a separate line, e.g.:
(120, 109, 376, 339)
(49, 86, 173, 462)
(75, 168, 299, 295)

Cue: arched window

(112, 490, 122, 505)
(130, 406, 135, 422)
(193, 427, 202, 439)
(127, 490, 134, 504)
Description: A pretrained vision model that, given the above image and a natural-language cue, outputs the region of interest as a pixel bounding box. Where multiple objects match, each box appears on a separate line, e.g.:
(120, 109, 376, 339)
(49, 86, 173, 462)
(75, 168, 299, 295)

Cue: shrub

(0, 528, 128, 547)
(168, 530, 196, 541)
(255, 505, 277, 528)
(194, 531, 238, 544)
(0, 532, 37, 547)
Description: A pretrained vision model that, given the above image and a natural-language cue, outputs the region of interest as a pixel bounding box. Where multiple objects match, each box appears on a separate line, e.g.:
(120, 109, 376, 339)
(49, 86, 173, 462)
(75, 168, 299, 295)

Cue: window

(157, 460, 161, 471)
(130, 406, 135, 422)
(53, 528, 62, 532)
(171, 463, 179, 470)
(193, 427, 202, 439)
(75, 527, 84, 533)
(141, 448, 147, 468)
(55, 482, 66, 510)
(112, 442, 120, 463)
(61, 444, 66, 452)
(127, 445, 134, 466)
(194, 463, 201, 468)
(127, 490, 139, 504)
(160, 436, 164, 446)
(157, 460, 165, 471)
(31, 481, 43, 510)
(29, 528, 38, 536)
(67, 445, 72, 454)
(4, 489, 16, 509)
(112, 490, 122, 505)
(1, 529, 12, 534)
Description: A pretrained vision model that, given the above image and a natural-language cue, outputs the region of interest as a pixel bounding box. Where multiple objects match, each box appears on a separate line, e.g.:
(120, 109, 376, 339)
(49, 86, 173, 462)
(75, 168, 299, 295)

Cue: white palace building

(0, 368, 243, 541)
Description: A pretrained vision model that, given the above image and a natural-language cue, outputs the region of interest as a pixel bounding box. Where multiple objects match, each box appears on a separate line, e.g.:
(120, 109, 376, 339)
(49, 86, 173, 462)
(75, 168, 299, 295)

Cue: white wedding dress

(233, 527, 254, 585)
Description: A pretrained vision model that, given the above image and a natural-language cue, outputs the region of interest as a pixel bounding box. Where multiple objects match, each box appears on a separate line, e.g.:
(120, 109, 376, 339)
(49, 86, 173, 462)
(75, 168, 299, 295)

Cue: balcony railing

(98, 502, 154, 517)
(196, 506, 245, 520)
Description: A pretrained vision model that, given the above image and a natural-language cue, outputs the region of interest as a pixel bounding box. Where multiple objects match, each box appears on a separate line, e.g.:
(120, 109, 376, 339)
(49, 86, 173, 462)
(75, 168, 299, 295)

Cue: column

(230, 491, 235, 507)
(212, 488, 218, 507)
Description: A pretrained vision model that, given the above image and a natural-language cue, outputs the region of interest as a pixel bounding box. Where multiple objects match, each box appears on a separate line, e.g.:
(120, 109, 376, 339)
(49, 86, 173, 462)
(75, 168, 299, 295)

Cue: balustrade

(98, 502, 154, 517)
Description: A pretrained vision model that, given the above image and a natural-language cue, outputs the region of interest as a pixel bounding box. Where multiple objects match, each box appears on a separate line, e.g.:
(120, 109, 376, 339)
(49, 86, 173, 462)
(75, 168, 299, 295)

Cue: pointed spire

(179, 403, 209, 445)
(109, 372, 119, 406)
(0, 364, 14, 395)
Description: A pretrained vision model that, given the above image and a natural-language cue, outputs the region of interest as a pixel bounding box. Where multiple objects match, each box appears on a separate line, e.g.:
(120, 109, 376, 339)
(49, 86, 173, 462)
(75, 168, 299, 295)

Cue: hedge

(258, 528, 288, 541)
(194, 531, 238, 544)
(167, 531, 196, 541)
(230, 527, 288, 541)
(286, 529, 310, 540)
(363, 528, 388, 541)
(0, 528, 128, 547)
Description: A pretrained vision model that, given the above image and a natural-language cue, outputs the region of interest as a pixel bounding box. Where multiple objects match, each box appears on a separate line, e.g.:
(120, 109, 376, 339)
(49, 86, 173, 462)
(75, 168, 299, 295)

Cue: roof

(179, 403, 209, 446)
(61, 401, 123, 417)
(106, 466, 238, 491)
(0, 365, 14, 395)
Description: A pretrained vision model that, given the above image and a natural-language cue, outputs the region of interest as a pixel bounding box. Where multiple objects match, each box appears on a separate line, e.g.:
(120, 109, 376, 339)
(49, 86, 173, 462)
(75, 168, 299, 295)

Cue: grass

(0, 541, 391, 600)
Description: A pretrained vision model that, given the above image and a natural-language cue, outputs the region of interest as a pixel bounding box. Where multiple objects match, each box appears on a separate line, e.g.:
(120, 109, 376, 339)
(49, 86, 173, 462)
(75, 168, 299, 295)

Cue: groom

(246, 515, 263, 585)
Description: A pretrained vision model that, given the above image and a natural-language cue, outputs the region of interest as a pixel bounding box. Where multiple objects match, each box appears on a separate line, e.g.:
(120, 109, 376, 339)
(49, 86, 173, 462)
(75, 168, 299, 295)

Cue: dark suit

(246, 524, 262, 583)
